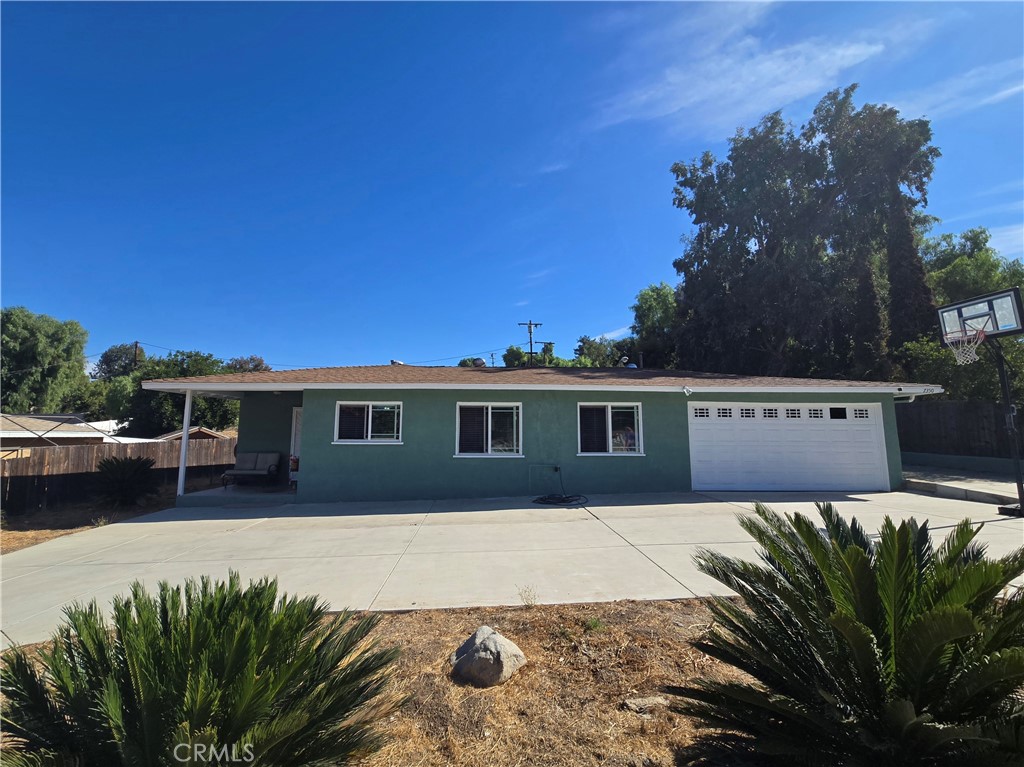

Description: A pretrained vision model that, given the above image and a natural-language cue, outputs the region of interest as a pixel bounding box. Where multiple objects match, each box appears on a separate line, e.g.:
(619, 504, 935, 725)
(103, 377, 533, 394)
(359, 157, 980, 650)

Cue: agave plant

(94, 455, 159, 507)
(2, 573, 403, 766)
(674, 502, 1024, 766)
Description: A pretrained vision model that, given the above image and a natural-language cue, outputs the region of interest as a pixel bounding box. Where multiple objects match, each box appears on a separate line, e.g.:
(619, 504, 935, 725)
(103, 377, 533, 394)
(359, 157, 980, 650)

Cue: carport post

(176, 390, 193, 497)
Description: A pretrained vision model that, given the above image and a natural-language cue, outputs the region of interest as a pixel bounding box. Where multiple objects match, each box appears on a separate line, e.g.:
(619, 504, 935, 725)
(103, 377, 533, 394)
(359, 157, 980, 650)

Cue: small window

(335, 403, 402, 443)
(854, 408, 870, 419)
(740, 407, 756, 418)
(693, 407, 710, 418)
(763, 408, 778, 419)
(808, 408, 824, 419)
(579, 404, 641, 454)
(829, 407, 848, 420)
(786, 408, 801, 419)
(717, 407, 733, 418)
(457, 404, 521, 455)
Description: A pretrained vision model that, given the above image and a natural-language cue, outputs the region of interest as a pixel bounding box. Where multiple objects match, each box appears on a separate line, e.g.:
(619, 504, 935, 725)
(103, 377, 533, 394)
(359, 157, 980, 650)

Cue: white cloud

(989, 224, 1024, 258)
(978, 179, 1024, 197)
(589, 4, 935, 137)
(889, 58, 1024, 120)
(537, 161, 569, 175)
(943, 200, 1024, 224)
(597, 325, 632, 340)
(514, 299, 530, 307)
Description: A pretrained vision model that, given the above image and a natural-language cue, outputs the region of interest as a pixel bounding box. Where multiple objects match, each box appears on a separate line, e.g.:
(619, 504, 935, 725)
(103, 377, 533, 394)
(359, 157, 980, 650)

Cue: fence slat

(1, 438, 238, 513)
(896, 401, 1022, 458)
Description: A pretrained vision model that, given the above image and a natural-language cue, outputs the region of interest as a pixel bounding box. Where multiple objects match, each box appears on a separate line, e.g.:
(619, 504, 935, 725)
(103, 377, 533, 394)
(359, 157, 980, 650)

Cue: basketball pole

(991, 339, 1024, 514)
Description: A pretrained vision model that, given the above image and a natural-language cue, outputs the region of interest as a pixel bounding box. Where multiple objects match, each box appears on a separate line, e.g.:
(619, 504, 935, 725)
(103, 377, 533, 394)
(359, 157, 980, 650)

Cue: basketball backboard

(937, 287, 1024, 346)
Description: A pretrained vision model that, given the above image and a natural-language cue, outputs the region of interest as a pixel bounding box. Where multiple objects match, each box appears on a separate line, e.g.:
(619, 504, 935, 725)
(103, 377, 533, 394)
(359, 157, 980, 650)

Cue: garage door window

(578, 404, 642, 455)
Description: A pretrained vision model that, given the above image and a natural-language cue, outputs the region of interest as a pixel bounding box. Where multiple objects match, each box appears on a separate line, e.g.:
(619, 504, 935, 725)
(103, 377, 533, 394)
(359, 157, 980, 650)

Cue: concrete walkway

(904, 465, 1022, 506)
(3, 491, 1022, 648)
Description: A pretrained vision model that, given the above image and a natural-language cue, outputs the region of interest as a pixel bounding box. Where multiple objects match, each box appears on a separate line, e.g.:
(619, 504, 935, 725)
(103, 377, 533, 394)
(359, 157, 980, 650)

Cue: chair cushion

(233, 453, 259, 471)
(254, 452, 279, 472)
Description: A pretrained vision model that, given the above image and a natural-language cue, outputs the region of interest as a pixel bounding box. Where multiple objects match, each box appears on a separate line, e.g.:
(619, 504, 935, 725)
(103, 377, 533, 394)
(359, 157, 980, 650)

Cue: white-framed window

(786, 408, 801, 419)
(763, 408, 778, 418)
(456, 403, 522, 457)
(578, 403, 643, 455)
(740, 407, 756, 418)
(854, 408, 870, 419)
(693, 407, 710, 418)
(334, 402, 402, 444)
(717, 407, 733, 418)
(808, 408, 824, 419)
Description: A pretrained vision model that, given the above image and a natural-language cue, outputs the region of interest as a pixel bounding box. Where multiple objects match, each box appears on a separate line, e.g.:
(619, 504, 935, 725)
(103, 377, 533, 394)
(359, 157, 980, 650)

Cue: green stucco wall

(295, 389, 689, 503)
(275, 388, 903, 503)
(236, 391, 302, 485)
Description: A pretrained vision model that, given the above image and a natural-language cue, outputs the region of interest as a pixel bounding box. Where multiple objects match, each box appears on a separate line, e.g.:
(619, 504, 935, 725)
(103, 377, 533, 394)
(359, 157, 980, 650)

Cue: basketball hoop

(945, 328, 986, 366)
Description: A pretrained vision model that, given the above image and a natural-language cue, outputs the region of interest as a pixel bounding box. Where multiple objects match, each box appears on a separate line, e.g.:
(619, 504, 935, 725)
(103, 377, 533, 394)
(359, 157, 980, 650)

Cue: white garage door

(688, 403, 889, 492)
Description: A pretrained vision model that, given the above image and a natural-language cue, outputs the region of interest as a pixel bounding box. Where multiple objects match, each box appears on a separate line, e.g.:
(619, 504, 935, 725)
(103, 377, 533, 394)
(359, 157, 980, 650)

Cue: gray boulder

(450, 626, 526, 687)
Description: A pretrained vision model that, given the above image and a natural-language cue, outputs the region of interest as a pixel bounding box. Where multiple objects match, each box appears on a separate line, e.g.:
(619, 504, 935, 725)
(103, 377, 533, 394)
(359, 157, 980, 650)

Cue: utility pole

(133, 341, 140, 369)
(518, 320, 542, 367)
(490, 353, 496, 367)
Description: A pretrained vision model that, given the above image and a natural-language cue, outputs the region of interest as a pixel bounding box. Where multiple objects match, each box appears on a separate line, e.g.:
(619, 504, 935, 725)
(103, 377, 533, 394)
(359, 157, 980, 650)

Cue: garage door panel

(688, 402, 888, 492)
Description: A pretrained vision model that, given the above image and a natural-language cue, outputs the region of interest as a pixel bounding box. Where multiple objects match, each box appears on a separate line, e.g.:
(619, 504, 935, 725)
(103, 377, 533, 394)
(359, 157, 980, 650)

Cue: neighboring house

(142, 366, 943, 505)
(1, 415, 109, 448)
(156, 426, 229, 441)
(0, 414, 154, 452)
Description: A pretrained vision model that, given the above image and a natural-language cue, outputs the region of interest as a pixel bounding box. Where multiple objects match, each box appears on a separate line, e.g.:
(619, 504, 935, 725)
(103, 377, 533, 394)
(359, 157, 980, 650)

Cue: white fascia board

(142, 381, 944, 396)
(0, 431, 99, 439)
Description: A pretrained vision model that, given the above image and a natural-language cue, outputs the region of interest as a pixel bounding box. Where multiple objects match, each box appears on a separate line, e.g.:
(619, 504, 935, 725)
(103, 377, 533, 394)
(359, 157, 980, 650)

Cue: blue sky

(3, 2, 1022, 369)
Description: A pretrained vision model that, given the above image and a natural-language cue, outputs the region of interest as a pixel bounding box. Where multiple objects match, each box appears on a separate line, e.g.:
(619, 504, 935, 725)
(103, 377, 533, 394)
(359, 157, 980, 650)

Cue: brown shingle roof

(142, 365, 939, 392)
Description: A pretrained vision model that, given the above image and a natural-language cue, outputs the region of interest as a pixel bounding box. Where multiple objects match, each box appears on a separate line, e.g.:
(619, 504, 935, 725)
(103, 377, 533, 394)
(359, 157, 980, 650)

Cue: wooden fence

(1, 438, 237, 514)
(895, 400, 1022, 458)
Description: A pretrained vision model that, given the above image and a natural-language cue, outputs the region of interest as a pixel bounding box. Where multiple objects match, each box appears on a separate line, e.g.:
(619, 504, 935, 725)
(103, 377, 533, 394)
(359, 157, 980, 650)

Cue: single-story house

(0, 415, 151, 449)
(142, 365, 942, 505)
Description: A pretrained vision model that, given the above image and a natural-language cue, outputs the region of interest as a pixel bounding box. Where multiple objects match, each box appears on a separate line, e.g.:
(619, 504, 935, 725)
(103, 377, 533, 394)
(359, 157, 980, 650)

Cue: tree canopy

(1, 307, 89, 414)
(670, 85, 939, 380)
(94, 343, 144, 380)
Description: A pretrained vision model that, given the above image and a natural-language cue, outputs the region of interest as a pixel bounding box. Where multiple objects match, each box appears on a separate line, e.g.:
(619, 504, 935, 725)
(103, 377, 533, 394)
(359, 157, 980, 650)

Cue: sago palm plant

(674, 502, 1024, 766)
(2, 573, 403, 766)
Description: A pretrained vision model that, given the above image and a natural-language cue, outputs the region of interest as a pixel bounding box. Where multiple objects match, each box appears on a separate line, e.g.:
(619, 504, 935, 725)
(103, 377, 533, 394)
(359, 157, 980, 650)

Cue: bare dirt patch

(1, 480, 211, 554)
(365, 599, 735, 767)
(2, 600, 735, 766)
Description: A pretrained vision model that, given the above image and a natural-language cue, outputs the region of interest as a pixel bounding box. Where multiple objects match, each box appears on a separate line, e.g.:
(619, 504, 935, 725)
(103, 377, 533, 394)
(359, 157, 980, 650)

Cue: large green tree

(1, 307, 89, 413)
(670, 85, 939, 378)
(121, 351, 240, 437)
(631, 283, 677, 369)
(899, 227, 1024, 400)
(94, 342, 144, 380)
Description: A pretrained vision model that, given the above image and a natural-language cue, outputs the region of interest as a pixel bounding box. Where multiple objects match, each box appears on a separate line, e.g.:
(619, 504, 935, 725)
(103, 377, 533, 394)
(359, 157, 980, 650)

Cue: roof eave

(141, 381, 944, 396)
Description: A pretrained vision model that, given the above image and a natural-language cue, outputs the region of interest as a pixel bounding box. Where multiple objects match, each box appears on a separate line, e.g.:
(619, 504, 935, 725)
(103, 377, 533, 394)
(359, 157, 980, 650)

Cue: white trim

(333, 401, 403, 444)
(176, 390, 193, 497)
(576, 402, 644, 456)
(290, 406, 302, 457)
(452, 454, 526, 459)
(141, 380, 944, 396)
(455, 401, 523, 457)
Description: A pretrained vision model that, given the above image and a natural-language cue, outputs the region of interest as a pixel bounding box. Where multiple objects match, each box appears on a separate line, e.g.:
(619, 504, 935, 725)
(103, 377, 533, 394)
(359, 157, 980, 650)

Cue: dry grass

(364, 599, 736, 767)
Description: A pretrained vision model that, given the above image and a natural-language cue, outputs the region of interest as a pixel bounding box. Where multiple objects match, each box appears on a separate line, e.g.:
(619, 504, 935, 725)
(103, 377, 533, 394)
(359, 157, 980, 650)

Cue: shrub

(673, 502, 1024, 766)
(94, 455, 158, 506)
(2, 573, 403, 766)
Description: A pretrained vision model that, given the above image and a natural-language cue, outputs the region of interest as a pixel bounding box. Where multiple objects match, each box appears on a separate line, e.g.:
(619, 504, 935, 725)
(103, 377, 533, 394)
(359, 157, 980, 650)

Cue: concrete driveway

(3, 491, 1022, 648)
